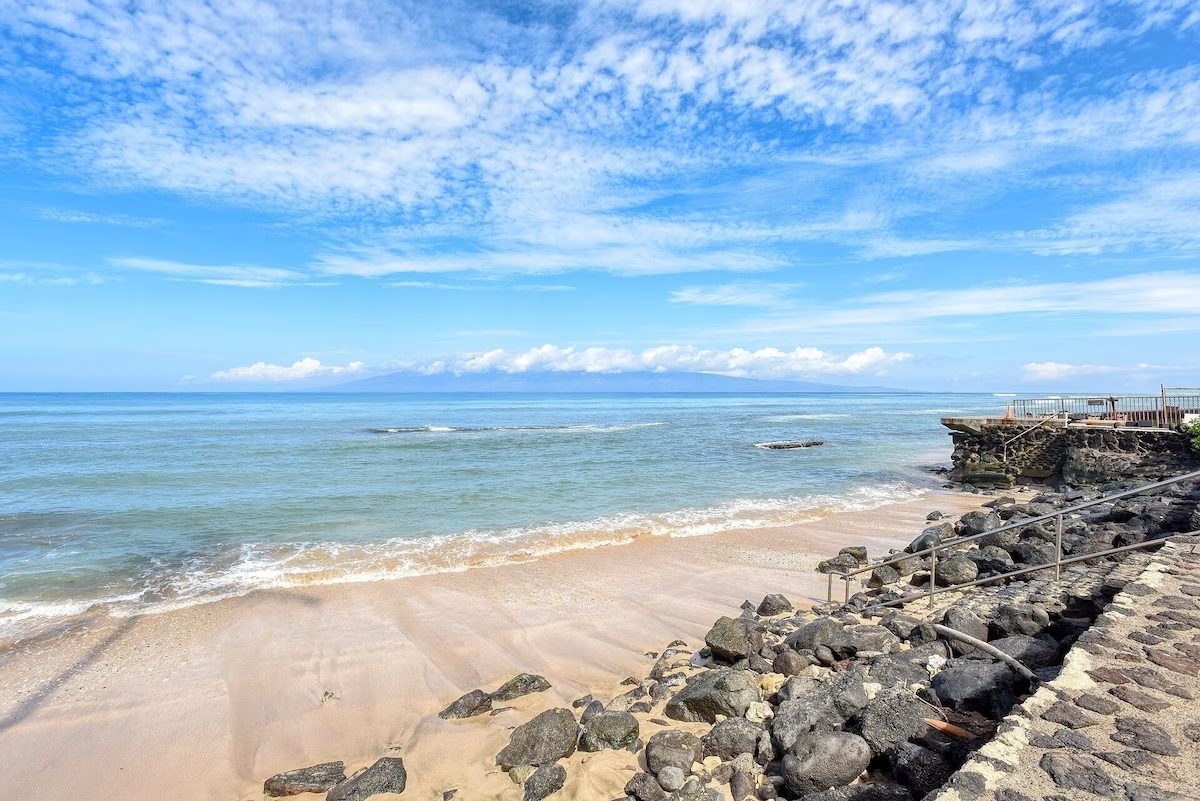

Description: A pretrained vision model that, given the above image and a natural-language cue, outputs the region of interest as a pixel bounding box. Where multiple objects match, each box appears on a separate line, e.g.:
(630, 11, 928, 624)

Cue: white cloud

(211, 358, 365, 382)
(1021, 361, 1116, 381)
(6, 0, 1200, 276)
(36, 208, 165, 227)
(111, 258, 319, 288)
(670, 282, 799, 306)
(384, 343, 912, 378)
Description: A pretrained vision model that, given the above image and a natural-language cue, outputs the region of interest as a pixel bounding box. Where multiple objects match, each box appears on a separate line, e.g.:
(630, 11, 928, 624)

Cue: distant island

(327, 370, 905, 393)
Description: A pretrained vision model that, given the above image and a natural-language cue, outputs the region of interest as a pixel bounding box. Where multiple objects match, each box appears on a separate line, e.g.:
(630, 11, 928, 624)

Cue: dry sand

(0, 490, 984, 801)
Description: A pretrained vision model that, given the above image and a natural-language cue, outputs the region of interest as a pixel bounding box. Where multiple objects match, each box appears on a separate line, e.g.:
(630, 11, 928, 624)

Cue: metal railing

(824, 467, 1200, 609)
(1010, 391, 1200, 427)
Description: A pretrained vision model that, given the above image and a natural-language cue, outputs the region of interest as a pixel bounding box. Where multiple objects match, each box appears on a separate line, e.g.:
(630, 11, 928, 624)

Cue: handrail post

(827, 571, 833, 606)
(843, 568, 850, 605)
(929, 543, 937, 609)
(1055, 513, 1063, 580)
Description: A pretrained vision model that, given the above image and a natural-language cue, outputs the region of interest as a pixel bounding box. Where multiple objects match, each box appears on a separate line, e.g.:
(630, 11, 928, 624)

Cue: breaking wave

(0, 480, 928, 638)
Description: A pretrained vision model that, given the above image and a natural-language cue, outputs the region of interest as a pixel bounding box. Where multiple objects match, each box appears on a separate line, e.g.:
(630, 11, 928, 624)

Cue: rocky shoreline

(261, 476, 1200, 801)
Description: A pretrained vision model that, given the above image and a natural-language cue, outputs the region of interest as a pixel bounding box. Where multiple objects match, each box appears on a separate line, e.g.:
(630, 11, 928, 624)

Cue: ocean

(0, 391, 1003, 638)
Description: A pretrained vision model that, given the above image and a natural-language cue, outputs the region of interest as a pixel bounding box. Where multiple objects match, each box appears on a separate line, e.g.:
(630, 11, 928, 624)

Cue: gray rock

(626, 772, 670, 801)
(941, 607, 988, 656)
(578, 710, 639, 752)
(664, 669, 759, 723)
(491, 673, 552, 702)
(327, 757, 407, 801)
(658, 767, 686, 792)
(879, 611, 923, 641)
(773, 649, 809, 676)
(907, 523, 952, 553)
(771, 667, 870, 751)
(1039, 752, 1119, 797)
(1125, 782, 1194, 801)
(522, 763, 566, 801)
(889, 742, 952, 799)
(1111, 717, 1179, 756)
(780, 732, 872, 795)
(646, 729, 703, 775)
(817, 553, 860, 574)
(264, 762, 346, 797)
(957, 509, 1001, 536)
(702, 717, 761, 760)
(931, 662, 1017, 718)
(987, 634, 1059, 668)
(438, 689, 492, 719)
(966, 545, 1014, 575)
(1041, 701, 1099, 729)
(867, 565, 901, 589)
(579, 699, 605, 723)
(866, 655, 930, 689)
(798, 784, 914, 801)
(842, 624, 901, 655)
(706, 616, 765, 663)
(934, 555, 978, 586)
(848, 687, 929, 754)
(1012, 541, 1057, 566)
(496, 708, 579, 769)
(784, 618, 846, 653)
(758, 593, 793, 616)
(990, 603, 1051, 639)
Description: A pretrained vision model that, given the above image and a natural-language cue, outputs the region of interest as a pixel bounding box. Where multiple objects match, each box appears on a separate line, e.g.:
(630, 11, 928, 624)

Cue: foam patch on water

(0, 480, 929, 638)
(369, 422, 664, 434)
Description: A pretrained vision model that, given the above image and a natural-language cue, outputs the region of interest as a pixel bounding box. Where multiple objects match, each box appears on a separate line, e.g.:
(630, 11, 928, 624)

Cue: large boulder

(987, 634, 1059, 669)
(701, 717, 762, 760)
(965, 546, 1014, 575)
(780, 732, 872, 795)
(848, 687, 930, 754)
(934, 555, 978, 586)
(941, 607, 988, 656)
(664, 669, 759, 723)
(771, 666, 870, 751)
(785, 617, 846, 653)
(625, 772, 670, 801)
(758, 593, 793, 616)
(438, 689, 492, 719)
(263, 762, 346, 797)
(867, 565, 901, 589)
(578, 711, 639, 752)
(989, 603, 1051, 639)
(957, 510, 1001, 536)
(496, 708, 579, 769)
(645, 730, 703, 776)
(817, 553, 860, 574)
(907, 523, 952, 553)
(705, 616, 764, 663)
(492, 673, 552, 702)
(327, 757, 407, 801)
(889, 742, 953, 798)
(522, 763, 566, 801)
(931, 662, 1017, 718)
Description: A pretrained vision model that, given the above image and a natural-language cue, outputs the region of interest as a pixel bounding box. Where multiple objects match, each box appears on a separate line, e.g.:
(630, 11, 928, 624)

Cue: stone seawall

(948, 425, 1200, 489)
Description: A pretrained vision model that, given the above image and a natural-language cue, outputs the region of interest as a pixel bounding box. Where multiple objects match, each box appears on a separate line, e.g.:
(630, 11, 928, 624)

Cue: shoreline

(0, 489, 984, 801)
(0, 472, 947, 646)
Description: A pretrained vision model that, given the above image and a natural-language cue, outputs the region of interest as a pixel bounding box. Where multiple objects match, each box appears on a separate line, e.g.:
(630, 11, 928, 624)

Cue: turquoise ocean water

(0, 392, 1005, 638)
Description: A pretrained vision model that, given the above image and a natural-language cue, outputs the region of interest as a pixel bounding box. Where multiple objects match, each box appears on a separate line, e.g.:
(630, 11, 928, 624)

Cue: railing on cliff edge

(1009, 388, 1200, 428)
(824, 467, 1200, 611)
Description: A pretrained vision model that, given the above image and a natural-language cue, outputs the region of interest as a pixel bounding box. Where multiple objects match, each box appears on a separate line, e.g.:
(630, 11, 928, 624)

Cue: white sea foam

(370, 422, 664, 434)
(762, 413, 850, 421)
(0, 480, 929, 636)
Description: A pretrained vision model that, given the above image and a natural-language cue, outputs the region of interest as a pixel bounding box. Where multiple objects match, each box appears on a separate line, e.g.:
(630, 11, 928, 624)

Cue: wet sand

(0, 490, 984, 801)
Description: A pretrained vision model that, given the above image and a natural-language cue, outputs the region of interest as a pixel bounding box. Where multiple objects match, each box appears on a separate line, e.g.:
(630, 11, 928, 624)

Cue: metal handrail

(858, 534, 1194, 614)
(826, 467, 1200, 607)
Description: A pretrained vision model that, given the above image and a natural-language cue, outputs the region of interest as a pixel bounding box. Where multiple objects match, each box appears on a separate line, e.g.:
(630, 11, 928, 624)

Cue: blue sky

(2, 0, 1199, 391)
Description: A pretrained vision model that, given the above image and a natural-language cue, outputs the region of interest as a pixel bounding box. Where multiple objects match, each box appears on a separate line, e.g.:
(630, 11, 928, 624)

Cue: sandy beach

(0, 490, 984, 801)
